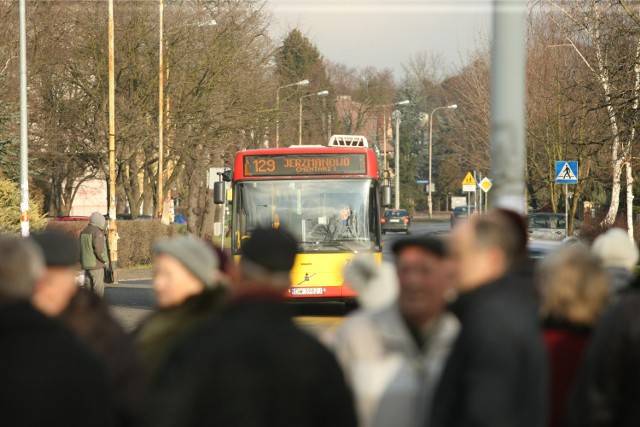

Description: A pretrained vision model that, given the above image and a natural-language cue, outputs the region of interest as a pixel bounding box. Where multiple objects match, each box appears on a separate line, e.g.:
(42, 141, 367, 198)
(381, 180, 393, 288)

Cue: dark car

(381, 209, 412, 234)
(450, 205, 476, 228)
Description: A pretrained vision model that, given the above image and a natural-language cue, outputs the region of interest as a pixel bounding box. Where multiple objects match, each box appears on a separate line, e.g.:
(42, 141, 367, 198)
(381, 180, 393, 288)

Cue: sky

(267, 0, 493, 80)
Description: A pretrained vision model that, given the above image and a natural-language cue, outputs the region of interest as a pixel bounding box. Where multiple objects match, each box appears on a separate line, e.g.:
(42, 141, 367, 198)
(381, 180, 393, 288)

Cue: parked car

(48, 216, 90, 222)
(450, 205, 476, 228)
(527, 212, 581, 241)
(527, 239, 562, 260)
(381, 209, 412, 234)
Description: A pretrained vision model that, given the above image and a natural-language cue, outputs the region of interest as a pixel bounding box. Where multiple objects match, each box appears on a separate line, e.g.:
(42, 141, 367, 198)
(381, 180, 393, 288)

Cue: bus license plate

(291, 288, 325, 296)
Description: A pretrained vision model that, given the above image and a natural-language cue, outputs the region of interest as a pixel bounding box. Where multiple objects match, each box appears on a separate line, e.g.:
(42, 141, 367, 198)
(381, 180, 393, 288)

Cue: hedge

(46, 219, 186, 268)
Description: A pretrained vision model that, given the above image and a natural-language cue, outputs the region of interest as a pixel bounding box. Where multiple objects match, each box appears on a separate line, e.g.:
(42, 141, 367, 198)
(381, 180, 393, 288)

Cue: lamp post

(158, 7, 216, 221)
(299, 90, 329, 145)
(276, 79, 309, 147)
(428, 104, 457, 218)
(376, 100, 409, 185)
(388, 101, 411, 210)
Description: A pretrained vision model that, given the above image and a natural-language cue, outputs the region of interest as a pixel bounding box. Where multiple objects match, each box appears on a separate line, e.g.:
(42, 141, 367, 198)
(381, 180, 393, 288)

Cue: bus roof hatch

(328, 135, 369, 148)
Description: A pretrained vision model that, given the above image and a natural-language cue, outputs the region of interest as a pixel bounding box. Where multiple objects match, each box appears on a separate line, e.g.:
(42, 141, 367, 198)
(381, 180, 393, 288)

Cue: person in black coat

(144, 227, 357, 427)
(0, 235, 114, 426)
(31, 230, 147, 427)
(566, 276, 640, 427)
(429, 210, 548, 427)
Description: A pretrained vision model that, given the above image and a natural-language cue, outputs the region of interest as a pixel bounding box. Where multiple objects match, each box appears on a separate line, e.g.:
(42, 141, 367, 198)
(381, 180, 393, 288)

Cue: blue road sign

(555, 161, 578, 184)
(416, 180, 430, 184)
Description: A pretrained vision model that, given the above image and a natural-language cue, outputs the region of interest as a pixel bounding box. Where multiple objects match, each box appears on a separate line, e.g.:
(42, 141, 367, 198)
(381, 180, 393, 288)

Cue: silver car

(527, 213, 579, 241)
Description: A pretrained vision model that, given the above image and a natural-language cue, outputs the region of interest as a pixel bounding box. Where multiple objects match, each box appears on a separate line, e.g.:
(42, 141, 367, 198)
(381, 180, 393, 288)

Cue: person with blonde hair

(538, 244, 610, 427)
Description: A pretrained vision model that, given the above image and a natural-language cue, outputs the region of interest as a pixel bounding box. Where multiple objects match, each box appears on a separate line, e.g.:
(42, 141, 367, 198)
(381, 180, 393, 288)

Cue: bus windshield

(233, 179, 380, 253)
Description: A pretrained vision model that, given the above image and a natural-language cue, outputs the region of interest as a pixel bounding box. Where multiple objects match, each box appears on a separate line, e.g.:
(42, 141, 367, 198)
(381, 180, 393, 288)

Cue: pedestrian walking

(591, 227, 639, 296)
(538, 244, 610, 427)
(144, 227, 356, 427)
(333, 236, 459, 427)
(135, 235, 228, 381)
(31, 230, 147, 427)
(430, 209, 548, 427)
(80, 211, 110, 297)
(0, 235, 114, 426)
(566, 275, 640, 427)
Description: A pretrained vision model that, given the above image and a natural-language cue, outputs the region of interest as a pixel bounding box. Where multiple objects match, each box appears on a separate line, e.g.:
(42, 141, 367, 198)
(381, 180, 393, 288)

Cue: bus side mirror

(381, 185, 392, 208)
(213, 181, 225, 204)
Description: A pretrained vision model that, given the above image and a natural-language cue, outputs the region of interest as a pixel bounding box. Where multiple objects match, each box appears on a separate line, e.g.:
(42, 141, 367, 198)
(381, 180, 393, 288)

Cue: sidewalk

(114, 267, 152, 283)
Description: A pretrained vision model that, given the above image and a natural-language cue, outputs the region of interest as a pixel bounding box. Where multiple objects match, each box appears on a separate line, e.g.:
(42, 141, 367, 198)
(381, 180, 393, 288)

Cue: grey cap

(153, 236, 220, 288)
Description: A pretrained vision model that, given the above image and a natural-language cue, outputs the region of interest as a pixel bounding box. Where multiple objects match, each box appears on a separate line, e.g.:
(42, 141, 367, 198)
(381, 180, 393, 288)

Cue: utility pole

(18, 0, 29, 237)
(393, 110, 401, 210)
(157, 0, 164, 219)
(108, 0, 118, 271)
(490, 0, 527, 213)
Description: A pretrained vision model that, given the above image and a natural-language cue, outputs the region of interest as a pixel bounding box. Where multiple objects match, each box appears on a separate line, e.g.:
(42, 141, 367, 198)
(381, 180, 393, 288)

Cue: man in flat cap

(333, 236, 459, 427)
(144, 227, 357, 427)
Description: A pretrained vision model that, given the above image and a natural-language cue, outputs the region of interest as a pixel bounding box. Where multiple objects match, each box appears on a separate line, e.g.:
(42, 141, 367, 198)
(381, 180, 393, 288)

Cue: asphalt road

(105, 220, 451, 335)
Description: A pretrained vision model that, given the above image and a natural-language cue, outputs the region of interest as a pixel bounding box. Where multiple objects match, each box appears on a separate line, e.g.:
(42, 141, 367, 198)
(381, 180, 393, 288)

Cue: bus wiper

(322, 240, 359, 254)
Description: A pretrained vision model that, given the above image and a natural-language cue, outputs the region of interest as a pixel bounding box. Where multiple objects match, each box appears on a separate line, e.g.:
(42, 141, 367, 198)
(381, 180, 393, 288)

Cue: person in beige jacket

(333, 236, 459, 427)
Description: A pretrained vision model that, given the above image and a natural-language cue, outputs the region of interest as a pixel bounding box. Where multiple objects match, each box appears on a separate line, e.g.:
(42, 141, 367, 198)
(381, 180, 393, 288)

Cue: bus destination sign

(244, 154, 366, 176)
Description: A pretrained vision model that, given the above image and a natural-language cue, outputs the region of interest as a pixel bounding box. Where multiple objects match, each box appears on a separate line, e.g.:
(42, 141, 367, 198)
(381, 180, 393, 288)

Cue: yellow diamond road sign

(479, 177, 492, 193)
(462, 172, 477, 192)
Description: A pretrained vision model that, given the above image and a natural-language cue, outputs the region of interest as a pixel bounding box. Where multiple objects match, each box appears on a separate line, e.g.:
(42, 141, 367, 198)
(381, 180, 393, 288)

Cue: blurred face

(396, 246, 450, 327)
(449, 221, 504, 292)
(153, 254, 205, 308)
(32, 266, 79, 317)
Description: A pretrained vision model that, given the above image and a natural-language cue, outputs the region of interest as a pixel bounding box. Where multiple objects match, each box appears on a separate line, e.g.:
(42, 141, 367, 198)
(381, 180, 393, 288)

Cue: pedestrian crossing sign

(555, 161, 578, 184)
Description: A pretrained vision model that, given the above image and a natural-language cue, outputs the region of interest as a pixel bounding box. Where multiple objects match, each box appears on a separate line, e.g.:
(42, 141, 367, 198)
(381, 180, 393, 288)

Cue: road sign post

(555, 161, 578, 237)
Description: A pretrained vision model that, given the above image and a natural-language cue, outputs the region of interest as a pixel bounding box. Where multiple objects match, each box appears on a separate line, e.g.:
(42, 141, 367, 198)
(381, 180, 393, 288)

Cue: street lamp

(276, 79, 309, 147)
(375, 100, 410, 185)
(299, 90, 329, 145)
(158, 11, 217, 221)
(385, 100, 411, 210)
(428, 103, 457, 218)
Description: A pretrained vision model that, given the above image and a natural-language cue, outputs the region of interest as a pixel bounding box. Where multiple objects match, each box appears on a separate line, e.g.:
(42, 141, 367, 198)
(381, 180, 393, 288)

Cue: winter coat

(333, 304, 459, 427)
(58, 288, 147, 427)
(143, 293, 357, 427)
(135, 286, 228, 380)
(566, 289, 640, 427)
(541, 317, 591, 427)
(0, 300, 114, 426)
(80, 222, 109, 270)
(429, 275, 548, 427)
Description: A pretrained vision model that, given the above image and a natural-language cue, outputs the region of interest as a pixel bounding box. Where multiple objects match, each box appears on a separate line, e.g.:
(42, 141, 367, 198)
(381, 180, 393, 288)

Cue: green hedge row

(46, 219, 186, 268)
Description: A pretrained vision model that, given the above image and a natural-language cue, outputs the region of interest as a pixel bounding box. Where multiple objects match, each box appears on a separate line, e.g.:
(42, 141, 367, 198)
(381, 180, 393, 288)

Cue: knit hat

(392, 236, 446, 257)
(592, 228, 639, 272)
(153, 236, 220, 288)
(30, 230, 79, 267)
(241, 228, 297, 273)
(89, 212, 106, 230)
(343, 256, 398, 310)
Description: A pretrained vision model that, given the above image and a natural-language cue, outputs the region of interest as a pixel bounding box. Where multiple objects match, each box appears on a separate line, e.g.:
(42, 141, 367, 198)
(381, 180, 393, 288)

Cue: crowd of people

(0, 208, 639, 426)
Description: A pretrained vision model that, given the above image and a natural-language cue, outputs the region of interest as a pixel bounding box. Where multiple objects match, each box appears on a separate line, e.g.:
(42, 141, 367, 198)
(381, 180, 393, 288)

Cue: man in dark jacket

(429, 209, 548, 427)
(144, 227, 357, 427)
(80, 211, 109, 296)
(566, 277, 640, 427)
(0, 234, 114, 426)
(31, 230, 146, 427)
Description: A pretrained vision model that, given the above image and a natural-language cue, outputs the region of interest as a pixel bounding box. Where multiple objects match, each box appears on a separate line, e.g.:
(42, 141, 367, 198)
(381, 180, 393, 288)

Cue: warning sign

(462, 172, 477, 192)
